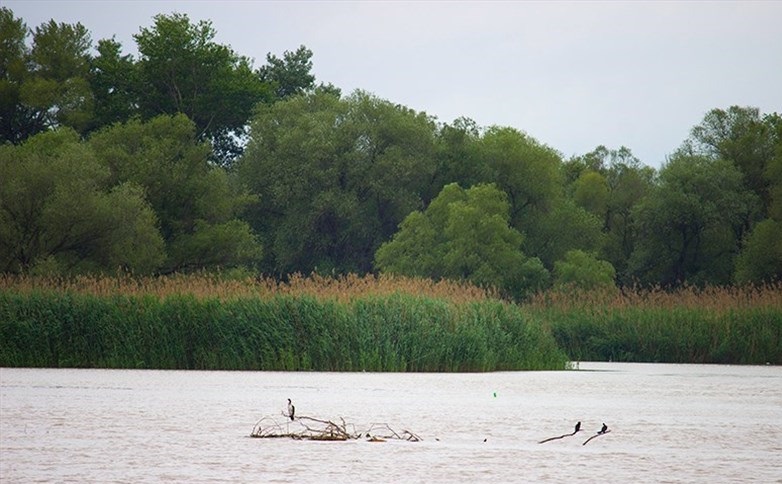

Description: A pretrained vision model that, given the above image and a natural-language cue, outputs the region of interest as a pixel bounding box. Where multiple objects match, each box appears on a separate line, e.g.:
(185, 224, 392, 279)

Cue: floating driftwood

(538, 422, 582, 444)
(538, 429, 581, 444)
(250, 415, 421, 442)
(582, 429, 611, 446)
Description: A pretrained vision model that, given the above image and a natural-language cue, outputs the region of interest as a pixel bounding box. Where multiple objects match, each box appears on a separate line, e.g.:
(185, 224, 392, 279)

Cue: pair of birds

(575, 421, 608, 434)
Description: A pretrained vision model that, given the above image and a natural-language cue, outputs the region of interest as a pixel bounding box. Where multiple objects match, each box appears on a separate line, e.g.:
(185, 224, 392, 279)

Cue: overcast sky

(7, 0, 782, 168)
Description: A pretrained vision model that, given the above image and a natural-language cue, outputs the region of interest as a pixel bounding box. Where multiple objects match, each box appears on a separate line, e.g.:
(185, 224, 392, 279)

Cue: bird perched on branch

(287, 398, 295, 421)
(575, 421, 581, 433)
(599, 423, 607, 434)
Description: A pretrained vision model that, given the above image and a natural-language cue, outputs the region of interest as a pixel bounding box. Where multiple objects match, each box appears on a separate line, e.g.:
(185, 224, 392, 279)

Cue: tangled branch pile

(250, 415, 421, 442)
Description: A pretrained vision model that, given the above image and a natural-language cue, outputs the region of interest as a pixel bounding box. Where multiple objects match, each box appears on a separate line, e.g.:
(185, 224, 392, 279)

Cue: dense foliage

(2, 7, 782, 293)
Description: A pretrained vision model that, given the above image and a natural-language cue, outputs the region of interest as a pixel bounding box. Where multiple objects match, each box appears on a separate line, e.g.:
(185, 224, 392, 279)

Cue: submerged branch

(582, 429, 611, 446)
(538, 430, 580, 444)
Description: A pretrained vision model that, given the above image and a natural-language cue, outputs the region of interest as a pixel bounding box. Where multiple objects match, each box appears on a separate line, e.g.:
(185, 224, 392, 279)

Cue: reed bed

(526, 284, 782, 364)
(3, 275, 778, 368)
(0, 278, 565, 371)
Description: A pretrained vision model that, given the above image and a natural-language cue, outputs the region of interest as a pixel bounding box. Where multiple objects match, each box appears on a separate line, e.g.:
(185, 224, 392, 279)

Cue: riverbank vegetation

(2, 8, 781, 369)
(1, 274, 779, 368)
(0, 273, 566, 371)
(528, 284, 782, 364)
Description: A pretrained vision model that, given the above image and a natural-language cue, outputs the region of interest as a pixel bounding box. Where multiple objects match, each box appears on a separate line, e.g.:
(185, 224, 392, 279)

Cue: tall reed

(0, 286, 566, 371)
(526, 284, 782, 364)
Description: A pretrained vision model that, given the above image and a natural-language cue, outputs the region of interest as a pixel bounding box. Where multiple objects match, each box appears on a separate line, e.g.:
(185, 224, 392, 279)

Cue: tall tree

(88, 115, 262, 273)
(239, 90, 437, 275)
(0, 8, 35, 143)
(565, 146, 654, 282)
(375, 183, 549, 298)
(475, 126, 562, 227)
(134, 13, 271, 165)
(734, 114, 782, 283)
(428, 117, 487, 203)
(0, 129, 164, 274)
(23, 18, 94, 134)
(628, 154, 758, 286)
(257, 45, 316, 99)
(88, 38, 138, 131)
(686, 106, 778, 217)
(1, 9, 94, 141)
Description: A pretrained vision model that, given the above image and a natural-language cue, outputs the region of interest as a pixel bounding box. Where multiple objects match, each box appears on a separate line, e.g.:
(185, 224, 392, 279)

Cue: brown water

(1, 363, 781, 483)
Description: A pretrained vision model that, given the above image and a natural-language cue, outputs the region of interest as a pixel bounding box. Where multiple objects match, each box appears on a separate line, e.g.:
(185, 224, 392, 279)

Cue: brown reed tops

(526, 282, 782, 313)
(0, 272, 499, 304)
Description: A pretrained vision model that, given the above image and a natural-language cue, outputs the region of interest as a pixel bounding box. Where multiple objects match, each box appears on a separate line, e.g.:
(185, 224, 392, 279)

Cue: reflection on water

(1, 363, 780, 483)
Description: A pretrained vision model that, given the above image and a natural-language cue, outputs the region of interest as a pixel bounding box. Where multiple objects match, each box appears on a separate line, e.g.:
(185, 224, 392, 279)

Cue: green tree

(134, 13, 272, 165)
(763, 114, 782, 220)
(376, 183, 549, 298)
(553, 249, 616, 290)
(427, 117, 488, 203)
(734, 116, 782, 283)
(239, 90, 437, 275)
(475, 126, 562, 228)
(565, 146, 655, 282)
(572, 170, 609, 216)
(0, 8, 36, 143)
(1, 10, 95, 141)
(0, 129, 164, 274)
(88, 38, 138, 131)
(686, 106, 778, 217)
(22, 18, 94, 134)
(258, 45, 316, 99)
(459, 125, 600, 271)
(88, 115, 262, 273)
(525, 198, 604, 270)
(628, 154, 758, 286)
(734, 219, 782, 284)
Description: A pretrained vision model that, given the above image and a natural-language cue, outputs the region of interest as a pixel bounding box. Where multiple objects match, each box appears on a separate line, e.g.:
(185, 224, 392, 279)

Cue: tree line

(2, 8, 781, 299)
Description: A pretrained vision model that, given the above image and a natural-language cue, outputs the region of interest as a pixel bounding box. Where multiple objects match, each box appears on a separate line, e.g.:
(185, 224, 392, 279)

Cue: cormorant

(287, 398, 295, 421)
(599, 423, 607, 434)
(575, 421, 581, 433)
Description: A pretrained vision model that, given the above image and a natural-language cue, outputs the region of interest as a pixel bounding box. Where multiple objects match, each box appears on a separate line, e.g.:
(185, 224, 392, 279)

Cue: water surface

(1, 363, 780, 482)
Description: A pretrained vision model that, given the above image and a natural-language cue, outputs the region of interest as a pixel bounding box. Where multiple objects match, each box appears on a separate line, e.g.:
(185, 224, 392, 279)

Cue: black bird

(599, 423, 608, 434)
(575, 421, 581, 433)
(287, 398, 295, 421)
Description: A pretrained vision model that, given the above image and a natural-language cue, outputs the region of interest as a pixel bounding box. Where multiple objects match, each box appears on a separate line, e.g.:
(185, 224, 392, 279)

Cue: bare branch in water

(582, 429, 611, 446)
(251, 415, 421, 442)
(538, 429, 581, 444)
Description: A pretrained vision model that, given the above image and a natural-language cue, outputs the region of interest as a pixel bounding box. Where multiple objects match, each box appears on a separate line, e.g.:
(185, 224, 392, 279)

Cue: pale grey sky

(7, 0, 782, 167)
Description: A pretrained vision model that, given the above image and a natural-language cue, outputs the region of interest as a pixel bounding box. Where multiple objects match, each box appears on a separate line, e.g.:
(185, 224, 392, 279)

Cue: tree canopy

(0, 8, 320, 166)
(88, 115, 262, 273)
(2, 7, 781, 292)
(0, 129, 164, 274)
(375, 183, 549, 297)
(238, 90, 437, 275)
